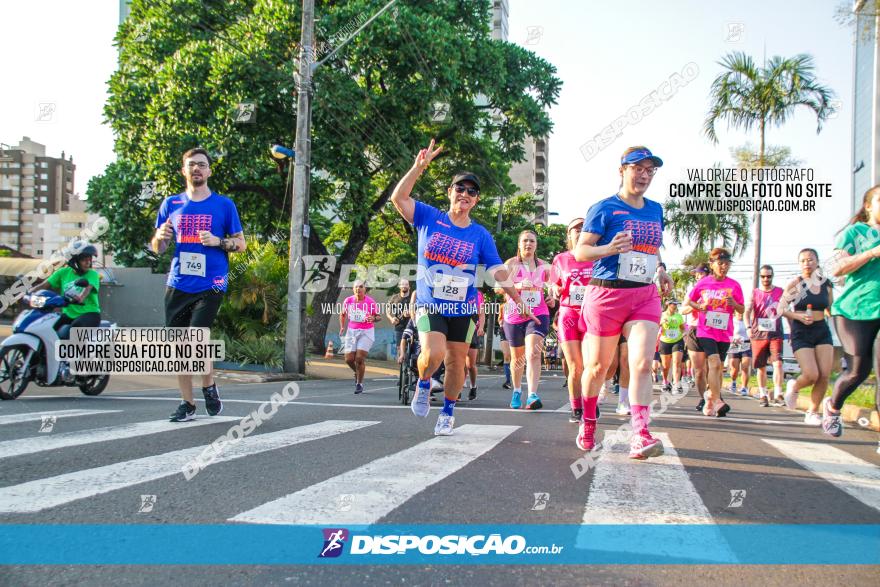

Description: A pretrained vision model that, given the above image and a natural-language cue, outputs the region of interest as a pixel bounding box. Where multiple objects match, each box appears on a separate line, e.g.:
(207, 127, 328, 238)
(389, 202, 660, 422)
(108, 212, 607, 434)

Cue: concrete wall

(98, 267, 167, 326)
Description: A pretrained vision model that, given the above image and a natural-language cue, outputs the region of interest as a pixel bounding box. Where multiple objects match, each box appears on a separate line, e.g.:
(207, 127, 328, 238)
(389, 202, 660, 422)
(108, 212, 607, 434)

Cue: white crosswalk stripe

(0, 409, 121, 426)
(576, 432, 737, 562)
(763, 438, 880, 513)
(0, 417, 239, 460)
(0, 420, 378, 513)
(230, 424, 520, 525)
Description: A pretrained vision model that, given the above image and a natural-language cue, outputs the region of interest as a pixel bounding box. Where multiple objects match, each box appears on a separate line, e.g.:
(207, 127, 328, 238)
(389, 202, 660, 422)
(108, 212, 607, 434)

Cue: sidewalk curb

(747, 386, 879, 432)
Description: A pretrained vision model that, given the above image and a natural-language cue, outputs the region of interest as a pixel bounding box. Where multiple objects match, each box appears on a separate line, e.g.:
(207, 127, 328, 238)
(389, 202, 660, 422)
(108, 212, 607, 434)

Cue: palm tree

(225, 241, 287, 327)
(664, 198, 752, 258)
(703, 52, 835, 288)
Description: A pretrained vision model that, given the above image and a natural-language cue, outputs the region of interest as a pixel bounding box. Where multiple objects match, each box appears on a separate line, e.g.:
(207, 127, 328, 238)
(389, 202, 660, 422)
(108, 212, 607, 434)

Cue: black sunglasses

(453, 183, 479, 196)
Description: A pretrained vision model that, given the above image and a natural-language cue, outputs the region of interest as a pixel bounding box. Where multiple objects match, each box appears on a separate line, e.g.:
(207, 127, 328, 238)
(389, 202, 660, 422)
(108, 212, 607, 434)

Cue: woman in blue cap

(573, 146, 673, 459)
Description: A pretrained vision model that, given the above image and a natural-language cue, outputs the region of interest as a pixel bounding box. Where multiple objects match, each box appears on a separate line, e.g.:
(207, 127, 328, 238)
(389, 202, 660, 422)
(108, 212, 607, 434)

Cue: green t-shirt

(832, 223, 880, 321)
(46, 267, 101, 319)
(659, 312, 685, 343)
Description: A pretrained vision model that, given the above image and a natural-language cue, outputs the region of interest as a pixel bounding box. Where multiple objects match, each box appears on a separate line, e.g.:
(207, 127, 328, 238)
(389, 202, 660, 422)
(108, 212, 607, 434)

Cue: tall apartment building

(0, 137, 110, 263)
(491, 0, 550, 225)
(852, 0, 880, 214)
(0, 137, 76, 257)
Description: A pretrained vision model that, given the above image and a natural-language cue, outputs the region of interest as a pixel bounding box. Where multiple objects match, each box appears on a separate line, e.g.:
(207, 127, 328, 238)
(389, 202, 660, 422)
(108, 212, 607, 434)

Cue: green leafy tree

(703, 52, 835, 288)
(97, 0, 561, 352)
(86, 159, 165, 269)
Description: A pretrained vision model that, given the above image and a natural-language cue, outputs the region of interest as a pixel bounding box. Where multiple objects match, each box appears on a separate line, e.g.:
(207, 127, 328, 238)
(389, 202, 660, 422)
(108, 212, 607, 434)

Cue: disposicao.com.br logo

(319, 530, 563, 557)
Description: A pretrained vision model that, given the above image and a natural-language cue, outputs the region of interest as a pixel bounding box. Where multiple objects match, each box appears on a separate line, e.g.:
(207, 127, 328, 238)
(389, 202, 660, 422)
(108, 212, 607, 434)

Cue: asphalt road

(0, 371, 878, 586)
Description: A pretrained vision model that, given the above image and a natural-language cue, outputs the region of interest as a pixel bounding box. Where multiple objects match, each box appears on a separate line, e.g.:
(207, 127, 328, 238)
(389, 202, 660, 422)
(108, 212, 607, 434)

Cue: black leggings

(831, 316, 880, 411)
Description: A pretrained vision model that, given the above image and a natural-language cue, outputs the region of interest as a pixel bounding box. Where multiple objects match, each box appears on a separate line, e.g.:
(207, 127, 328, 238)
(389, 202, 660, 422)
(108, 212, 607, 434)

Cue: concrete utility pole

(284, 0, 399, 374)
(283, 0, 314, 375)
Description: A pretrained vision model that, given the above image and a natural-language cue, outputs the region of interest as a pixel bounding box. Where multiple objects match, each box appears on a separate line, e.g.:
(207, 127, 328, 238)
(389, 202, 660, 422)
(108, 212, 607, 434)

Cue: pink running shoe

(576, 419, 597, 451)
(629, 434, 664, 459)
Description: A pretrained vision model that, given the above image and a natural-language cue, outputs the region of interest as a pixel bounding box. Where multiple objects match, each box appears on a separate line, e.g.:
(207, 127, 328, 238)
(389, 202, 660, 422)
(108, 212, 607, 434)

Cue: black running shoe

(562, 379, 568, 388)
(569, 408, 582, 423)
(468, 386, 477, 401)
(202, 384, 223, 416)
(170, 401, 196, 422)
(716, 402, 731, 418)
(695, 398, 705, 412)
(502, 381, 513, 390)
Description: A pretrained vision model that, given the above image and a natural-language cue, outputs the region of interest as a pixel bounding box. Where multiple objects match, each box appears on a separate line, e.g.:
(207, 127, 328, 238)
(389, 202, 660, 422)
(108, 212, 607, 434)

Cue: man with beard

(151, 148, 246, 422)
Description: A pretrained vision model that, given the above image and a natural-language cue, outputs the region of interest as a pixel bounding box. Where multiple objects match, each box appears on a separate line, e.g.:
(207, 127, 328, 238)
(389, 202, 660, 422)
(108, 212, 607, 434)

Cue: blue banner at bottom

(0, 524, 877, 565)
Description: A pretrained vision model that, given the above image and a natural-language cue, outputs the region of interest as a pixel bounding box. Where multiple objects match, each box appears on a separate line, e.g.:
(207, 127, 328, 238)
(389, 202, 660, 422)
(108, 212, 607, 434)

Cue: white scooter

(0, 280, 114, 400)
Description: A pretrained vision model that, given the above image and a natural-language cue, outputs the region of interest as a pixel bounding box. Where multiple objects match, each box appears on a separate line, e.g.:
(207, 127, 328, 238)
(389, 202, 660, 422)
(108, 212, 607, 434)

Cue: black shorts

(654, 350, 661, 361)
(659, 339, 684, 355)
(503, 315, 550, 347)
(415, 307, 476, 344)
(470, 334, 484, 350)
(696, 337, 730, 361)
(164, 287, 224, 328)
(684, 328, 702, 353)
(728, 347, 752, 359)
(790, 322, 833, 352)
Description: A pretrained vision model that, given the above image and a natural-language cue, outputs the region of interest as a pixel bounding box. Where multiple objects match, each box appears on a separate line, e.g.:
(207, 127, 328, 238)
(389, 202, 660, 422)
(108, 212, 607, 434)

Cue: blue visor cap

(621, 148, 663, 167)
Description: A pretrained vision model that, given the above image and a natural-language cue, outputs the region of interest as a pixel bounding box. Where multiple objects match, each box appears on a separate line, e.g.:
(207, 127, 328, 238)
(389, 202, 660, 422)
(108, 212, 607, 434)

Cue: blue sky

(1, 1, 857, 284)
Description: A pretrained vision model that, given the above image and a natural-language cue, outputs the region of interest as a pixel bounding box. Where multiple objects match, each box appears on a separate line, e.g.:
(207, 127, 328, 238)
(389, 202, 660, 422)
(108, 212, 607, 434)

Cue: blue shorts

(502, 315, 550, 347)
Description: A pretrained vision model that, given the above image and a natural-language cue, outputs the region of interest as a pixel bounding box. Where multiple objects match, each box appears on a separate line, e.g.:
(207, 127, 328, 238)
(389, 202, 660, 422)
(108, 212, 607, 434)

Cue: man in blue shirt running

(151, 148, 247, 422)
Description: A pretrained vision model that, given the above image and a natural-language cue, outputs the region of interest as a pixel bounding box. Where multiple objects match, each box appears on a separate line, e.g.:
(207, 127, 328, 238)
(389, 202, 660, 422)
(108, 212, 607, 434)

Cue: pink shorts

(582, 284, 661, 337)
(557, 305, 586, 343)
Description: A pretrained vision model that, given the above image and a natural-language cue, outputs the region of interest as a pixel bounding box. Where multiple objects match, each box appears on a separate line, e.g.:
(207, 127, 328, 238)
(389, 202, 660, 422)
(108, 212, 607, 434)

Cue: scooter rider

(37, 243, 102, 337)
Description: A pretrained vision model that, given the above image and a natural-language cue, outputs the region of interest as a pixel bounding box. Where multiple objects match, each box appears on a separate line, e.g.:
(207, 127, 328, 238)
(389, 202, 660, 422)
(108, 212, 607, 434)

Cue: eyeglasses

(627, 164, 659, 177)
(186, 162, 209, 170)
(453, 183, 479, 196)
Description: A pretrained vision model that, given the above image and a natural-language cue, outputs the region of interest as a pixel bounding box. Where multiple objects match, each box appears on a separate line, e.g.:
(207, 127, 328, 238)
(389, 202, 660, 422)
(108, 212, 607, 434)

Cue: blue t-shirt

(413, 201, 503, 317)
(155, 192, 243, 293)
(583, 194, 664, 280)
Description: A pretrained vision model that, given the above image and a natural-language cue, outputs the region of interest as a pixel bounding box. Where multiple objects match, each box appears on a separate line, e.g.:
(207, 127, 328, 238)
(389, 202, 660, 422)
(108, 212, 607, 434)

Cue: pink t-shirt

(748, 287, 784, 340)
(504, 259, 550, 324)
(551, 251, 593, 308)
(343, 295, 380, 330)
(688, 276, 744, 342)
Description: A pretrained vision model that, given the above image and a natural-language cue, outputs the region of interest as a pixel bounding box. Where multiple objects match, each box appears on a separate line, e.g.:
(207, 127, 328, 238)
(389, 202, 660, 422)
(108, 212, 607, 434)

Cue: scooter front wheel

(0, 345, 32, 400)
(78, 375, 110, 396)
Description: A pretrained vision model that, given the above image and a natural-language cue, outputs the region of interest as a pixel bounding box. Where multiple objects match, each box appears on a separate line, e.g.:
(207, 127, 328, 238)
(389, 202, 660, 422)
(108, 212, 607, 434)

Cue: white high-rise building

(491, 0, 550, 224)
(851, 0, 880, 213)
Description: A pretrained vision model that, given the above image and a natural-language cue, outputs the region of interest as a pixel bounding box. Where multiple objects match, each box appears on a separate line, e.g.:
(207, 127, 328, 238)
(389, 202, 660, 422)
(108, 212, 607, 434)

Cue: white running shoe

(434, 413, 454, 436)
(598, 389, 607, 404)
(615, 404, 631, 416)
(702, 392, 717, 417)
(411, 385, 431, 417)
(803, 411, 822, 426)
(430, 378, 443, 391)
(821, 397, 843, 438)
